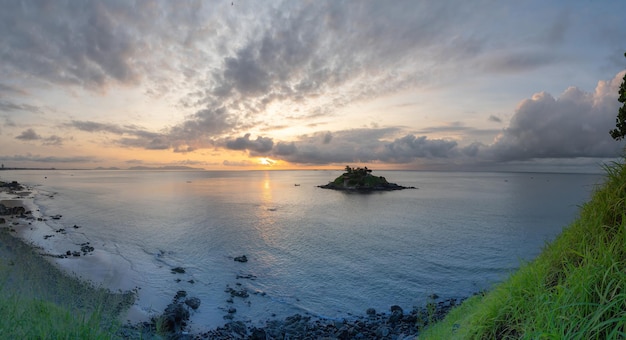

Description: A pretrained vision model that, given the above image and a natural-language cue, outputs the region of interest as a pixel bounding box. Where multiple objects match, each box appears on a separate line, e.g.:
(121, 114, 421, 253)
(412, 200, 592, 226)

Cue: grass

(420, 161, 626, 339)
(0, 226, 135, 339)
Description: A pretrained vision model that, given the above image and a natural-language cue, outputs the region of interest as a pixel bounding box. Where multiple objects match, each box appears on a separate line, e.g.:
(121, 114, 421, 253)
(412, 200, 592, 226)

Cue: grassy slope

(421, 162, 626, 339)
(0, 228, 134, 339)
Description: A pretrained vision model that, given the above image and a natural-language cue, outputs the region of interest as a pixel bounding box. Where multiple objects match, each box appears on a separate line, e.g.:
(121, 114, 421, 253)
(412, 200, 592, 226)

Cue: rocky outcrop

(318, 166, 416, 192)
(0, 204, 27, 216)
(194, 298, 462, 339)
(318, 181, 415, 192)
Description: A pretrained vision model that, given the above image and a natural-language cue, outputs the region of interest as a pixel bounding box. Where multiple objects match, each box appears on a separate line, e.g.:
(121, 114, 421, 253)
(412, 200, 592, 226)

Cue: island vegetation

(318, 166, 415, 191)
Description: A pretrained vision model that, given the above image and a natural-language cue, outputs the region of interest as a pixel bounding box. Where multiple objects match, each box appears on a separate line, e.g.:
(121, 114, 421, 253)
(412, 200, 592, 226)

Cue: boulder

(184, 297, 201, 310)
(162, 302, 190, 332)
(234, 255, 248, 263)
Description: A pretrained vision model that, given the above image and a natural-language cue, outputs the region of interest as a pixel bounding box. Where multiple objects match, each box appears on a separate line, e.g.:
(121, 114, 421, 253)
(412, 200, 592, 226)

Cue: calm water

(2, 170, 602, 330)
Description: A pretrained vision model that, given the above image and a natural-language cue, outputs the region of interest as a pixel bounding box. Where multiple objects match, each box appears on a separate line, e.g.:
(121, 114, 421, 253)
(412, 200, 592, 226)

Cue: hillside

(420, 161, 626, 339)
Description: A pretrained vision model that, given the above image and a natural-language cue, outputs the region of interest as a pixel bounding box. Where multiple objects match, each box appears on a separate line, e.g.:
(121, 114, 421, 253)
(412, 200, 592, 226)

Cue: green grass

(0, 227, 135, 339)
(420, 161, 626, 339)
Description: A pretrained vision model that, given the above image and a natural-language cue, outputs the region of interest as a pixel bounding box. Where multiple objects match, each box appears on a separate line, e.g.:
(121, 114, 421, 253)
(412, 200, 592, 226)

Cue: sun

(258, 157, 275, 166)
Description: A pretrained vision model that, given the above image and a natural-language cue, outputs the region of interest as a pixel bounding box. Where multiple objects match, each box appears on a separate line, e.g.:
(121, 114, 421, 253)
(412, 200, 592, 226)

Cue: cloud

(488, 115, 502, 123)
(225, 133, 274, 154)
(0, 83, 26, 96)
(68, 120, 129, 134)
(223, 159, 256, 167)
(261, 128, 462, 165)
(0, 100, 41, 114)
(15, 128, 41, 141)
(43, 135, 64, 146)
(482, 50, 557, 74)
(487, 71, 625, 161)
(0, 1, 147, 90)
(220, 71, 625, 167)
(68, 120, 171, 149)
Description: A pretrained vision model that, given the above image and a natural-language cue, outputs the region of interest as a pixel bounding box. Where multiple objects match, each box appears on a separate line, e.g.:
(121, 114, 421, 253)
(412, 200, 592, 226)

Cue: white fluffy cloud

(488, 71, 625, 161)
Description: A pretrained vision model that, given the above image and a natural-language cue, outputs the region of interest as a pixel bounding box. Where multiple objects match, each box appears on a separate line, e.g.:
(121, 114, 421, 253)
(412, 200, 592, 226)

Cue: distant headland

(318, 166, 416, 192)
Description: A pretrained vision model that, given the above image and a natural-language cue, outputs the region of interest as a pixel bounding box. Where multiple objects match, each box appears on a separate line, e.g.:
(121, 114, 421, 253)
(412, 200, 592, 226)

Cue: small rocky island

(318, 166, 415, 192)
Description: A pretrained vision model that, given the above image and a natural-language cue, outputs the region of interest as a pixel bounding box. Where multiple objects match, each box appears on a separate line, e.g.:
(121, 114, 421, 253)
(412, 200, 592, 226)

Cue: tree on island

(609, 52, 626, 140)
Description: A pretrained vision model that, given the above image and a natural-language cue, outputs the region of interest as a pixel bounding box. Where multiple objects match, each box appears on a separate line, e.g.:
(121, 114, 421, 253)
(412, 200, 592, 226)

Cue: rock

(366, 308, 376, 316)
(389, 305, 404, 324)
(249, 327, 267, 340)
(0, 218, 5, 224)
(234, 255, 248, 263)
(171, 267, 186, 274)
(185, 297, 201, 310)
(80, 244, 95, 253)
(376, 326, 391, 337)
(162, 302, 190, 332)
(429, 293, 439, 300)
(51, 214, 62, 220)
(174, 290, 187, 301)
(226, 321, 247, 336)
(390, 305, 403, 314)
(225, 287, 249, 298)
(227, 307, 237, 314)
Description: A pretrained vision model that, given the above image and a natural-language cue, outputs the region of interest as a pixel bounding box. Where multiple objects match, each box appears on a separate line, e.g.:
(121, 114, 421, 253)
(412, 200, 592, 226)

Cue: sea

(1, 169, 603, 331)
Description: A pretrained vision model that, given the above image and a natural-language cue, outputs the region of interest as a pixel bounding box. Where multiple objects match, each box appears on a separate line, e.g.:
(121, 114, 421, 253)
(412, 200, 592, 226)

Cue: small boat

(294, 184, 300, 186)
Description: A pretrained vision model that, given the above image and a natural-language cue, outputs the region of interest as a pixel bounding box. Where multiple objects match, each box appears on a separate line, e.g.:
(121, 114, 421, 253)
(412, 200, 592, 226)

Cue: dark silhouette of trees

(609, 52, 626, 140)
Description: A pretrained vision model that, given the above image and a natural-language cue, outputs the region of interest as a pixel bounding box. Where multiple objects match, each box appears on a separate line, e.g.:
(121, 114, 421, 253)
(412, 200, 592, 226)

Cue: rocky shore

(120, 292, 462, 339)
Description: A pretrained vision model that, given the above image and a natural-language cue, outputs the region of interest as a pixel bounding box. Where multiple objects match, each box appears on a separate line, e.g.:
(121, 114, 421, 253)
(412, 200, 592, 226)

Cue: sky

(0, 0, 625, 172)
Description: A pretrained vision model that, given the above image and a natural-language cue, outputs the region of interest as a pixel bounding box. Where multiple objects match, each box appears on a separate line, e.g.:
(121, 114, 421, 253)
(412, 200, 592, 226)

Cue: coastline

(1, 178, 462, 338)
(0, 182, 135, 337)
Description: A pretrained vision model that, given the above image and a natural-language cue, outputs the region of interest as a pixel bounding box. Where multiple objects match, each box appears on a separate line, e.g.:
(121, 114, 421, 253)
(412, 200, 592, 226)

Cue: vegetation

(609, 52, 626, 140)
(0, 228, 135, 339)
(331, 165, 390, 188)
(420, 160, 626, 339)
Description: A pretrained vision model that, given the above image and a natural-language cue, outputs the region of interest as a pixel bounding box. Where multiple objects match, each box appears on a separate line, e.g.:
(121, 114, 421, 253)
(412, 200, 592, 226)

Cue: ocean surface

(2, 170, 602, 331)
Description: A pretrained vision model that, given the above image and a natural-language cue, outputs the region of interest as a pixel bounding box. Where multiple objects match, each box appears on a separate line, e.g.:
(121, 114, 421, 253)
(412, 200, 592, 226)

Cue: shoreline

(1, 179, 462, 338)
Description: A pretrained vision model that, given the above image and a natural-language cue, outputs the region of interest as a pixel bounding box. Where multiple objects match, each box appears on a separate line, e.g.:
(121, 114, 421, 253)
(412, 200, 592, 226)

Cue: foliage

(609, 52, 626, 140)
(421, 160, 626, 339)
(334, 165, 388, 188)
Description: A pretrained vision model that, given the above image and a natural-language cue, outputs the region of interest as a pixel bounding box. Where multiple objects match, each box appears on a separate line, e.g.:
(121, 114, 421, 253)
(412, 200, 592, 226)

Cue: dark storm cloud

(488, 72, 625, 161)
